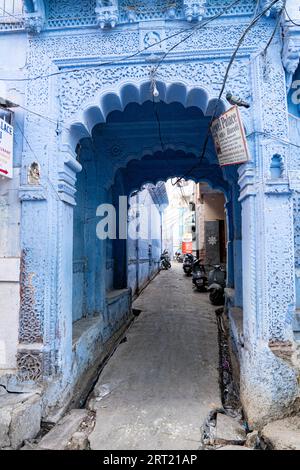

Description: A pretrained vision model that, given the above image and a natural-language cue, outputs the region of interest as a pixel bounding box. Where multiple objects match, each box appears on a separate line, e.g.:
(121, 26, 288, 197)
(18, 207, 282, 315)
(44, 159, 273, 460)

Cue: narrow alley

(3, 2, 300, 457)
(88, 264, 221, 450)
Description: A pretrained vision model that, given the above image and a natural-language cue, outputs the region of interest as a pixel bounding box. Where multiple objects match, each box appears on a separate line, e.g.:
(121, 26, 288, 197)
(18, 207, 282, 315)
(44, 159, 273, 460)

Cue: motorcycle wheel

(196, 285, 206, 292)
(209, 288, 224, 306)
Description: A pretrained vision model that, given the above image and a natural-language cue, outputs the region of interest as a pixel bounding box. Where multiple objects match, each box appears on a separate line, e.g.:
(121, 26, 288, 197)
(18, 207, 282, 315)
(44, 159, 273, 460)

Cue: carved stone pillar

(237, 52, 299, 426)
(17, 138, 81, 406)
(54, 145, 82, 383)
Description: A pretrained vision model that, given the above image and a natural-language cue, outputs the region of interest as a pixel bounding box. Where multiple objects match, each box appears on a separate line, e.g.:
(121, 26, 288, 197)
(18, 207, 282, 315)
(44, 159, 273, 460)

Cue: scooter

(207, 265, 226, 305)
(192, 259, 207, 292)
(160, 250, 171, 270)
(183, 253, 194, 276)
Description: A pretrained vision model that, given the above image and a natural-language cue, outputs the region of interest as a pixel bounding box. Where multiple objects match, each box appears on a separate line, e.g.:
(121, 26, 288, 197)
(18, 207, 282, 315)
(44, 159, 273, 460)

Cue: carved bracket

(58, 145, 82, 206)
(24, 12, 45, 34)
(95, 0, 119, 29)
(260, 0, 284, 17)
(183, 0, 207, 22)
(23, 0, 46, 34)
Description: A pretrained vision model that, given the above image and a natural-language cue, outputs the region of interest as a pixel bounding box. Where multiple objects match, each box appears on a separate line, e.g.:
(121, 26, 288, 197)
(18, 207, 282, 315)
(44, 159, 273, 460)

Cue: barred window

(0, 0, 23, 21)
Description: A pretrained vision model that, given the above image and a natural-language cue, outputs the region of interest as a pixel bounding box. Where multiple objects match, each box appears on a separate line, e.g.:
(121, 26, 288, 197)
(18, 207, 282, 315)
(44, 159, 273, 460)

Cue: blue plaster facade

(1, 0, 300, 427)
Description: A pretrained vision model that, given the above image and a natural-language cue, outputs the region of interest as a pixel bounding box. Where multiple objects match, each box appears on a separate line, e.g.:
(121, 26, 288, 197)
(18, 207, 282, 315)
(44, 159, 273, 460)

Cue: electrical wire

(284, 6, 300, 27)
(179, 183, 191, 208)
(17, 103, 71, 132)
(0, 5, 23, 22)
(3, 0, 288, 189)
(0, 1, 242, 84)
(0, 1, 242, 133)
(262, 0, 286, 55)
(152, 99, 165, 153)
(173, 0, 282, 185)
(246, 130, 300, 149)
(152, 0, 242, 75)
(148, 0, 244, 179)
(15, 120, 63, 202)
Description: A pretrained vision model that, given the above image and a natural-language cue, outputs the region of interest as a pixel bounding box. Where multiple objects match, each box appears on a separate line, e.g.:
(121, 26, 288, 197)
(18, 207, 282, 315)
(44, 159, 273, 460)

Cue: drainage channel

(23, 301, 264, 451)
(201, 307, 262, 450)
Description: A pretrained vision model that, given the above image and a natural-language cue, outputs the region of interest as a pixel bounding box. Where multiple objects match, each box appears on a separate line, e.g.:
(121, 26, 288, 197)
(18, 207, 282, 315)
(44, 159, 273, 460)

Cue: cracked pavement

(88, 264, 222, 450)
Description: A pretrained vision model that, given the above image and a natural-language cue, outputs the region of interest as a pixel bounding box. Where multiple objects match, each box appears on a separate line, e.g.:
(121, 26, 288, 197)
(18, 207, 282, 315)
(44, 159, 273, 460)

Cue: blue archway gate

(19, 59, 298, 429)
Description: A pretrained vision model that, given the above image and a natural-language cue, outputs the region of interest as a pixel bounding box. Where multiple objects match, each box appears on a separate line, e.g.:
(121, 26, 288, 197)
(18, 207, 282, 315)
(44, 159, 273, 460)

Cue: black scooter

(207, 265, 226, 305)
(192, 259, 207, 292)
(160, 250, 171, 270)
(183, 253, 194, 276)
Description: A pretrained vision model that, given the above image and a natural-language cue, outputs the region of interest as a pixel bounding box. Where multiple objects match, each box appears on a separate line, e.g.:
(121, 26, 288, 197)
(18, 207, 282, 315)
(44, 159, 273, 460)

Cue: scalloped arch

(104, 143, 218, 191)
(112, 146, 229, 197)
(64, 80, 227, 152)
(128, 177, 228, 200)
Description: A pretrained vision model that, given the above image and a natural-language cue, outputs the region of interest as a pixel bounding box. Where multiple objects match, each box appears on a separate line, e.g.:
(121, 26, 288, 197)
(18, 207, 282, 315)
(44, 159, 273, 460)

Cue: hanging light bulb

(150, 67, 160, 100)
(152, 82, 159, 98)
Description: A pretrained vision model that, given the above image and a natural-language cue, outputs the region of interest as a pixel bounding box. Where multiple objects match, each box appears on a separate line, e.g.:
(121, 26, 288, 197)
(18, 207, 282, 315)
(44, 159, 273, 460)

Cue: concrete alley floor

(88, 263, 222, 450)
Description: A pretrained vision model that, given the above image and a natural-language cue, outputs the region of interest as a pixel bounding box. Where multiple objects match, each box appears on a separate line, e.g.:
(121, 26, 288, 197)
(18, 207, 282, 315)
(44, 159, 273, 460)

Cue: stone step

(213, 413, 247, 446)
(37, 409, 90, 450)
(261, 416, 300, 450)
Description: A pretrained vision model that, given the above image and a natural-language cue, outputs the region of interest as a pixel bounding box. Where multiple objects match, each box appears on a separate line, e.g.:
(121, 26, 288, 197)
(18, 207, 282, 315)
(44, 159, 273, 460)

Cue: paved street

(88, 264, 221, 450)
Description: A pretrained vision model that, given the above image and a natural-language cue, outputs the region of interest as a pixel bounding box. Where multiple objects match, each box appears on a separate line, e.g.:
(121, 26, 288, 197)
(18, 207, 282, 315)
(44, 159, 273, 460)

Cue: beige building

(195, 183, 226, 265)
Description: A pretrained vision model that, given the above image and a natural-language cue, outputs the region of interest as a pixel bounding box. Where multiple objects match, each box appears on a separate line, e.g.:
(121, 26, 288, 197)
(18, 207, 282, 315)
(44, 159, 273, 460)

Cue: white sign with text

(210, 106, 250, 167)
(286, 0, 300, 20)
(0, 117, 13, 179)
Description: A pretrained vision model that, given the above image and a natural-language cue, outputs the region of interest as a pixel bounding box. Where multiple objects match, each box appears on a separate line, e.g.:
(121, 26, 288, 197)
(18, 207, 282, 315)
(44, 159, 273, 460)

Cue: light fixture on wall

(150, 67, 160, 100)
(152, 83, 159, 98)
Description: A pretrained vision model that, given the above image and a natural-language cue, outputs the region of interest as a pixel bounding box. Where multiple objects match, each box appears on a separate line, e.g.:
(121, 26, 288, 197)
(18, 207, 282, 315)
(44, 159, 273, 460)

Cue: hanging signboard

(182, 241, 193, 254)
(286, 0, 300, 21)
(210, 106, 250, 167)
(0, 117, 13, 179)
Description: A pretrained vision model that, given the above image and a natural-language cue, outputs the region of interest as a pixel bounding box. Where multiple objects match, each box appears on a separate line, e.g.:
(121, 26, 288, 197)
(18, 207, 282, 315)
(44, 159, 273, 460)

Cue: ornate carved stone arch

(61, 79, 229, 153)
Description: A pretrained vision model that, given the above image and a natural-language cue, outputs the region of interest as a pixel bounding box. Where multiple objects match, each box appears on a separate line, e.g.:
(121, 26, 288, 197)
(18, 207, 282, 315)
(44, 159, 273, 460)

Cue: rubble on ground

(260, 416, 300, 450)
(0, 391, 41, 449)
(21, 408, 96, 450)
(214, 412, 246, 445)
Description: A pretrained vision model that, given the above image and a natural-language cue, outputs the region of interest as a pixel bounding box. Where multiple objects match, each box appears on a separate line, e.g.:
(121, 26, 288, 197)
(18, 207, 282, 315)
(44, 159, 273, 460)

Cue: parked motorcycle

(160, 250, 171, 270)
(175, 251, 184, 263)
(183, 253, 194, 276)
(207, 265, 226, 305)
(192, 259, 207, 292)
